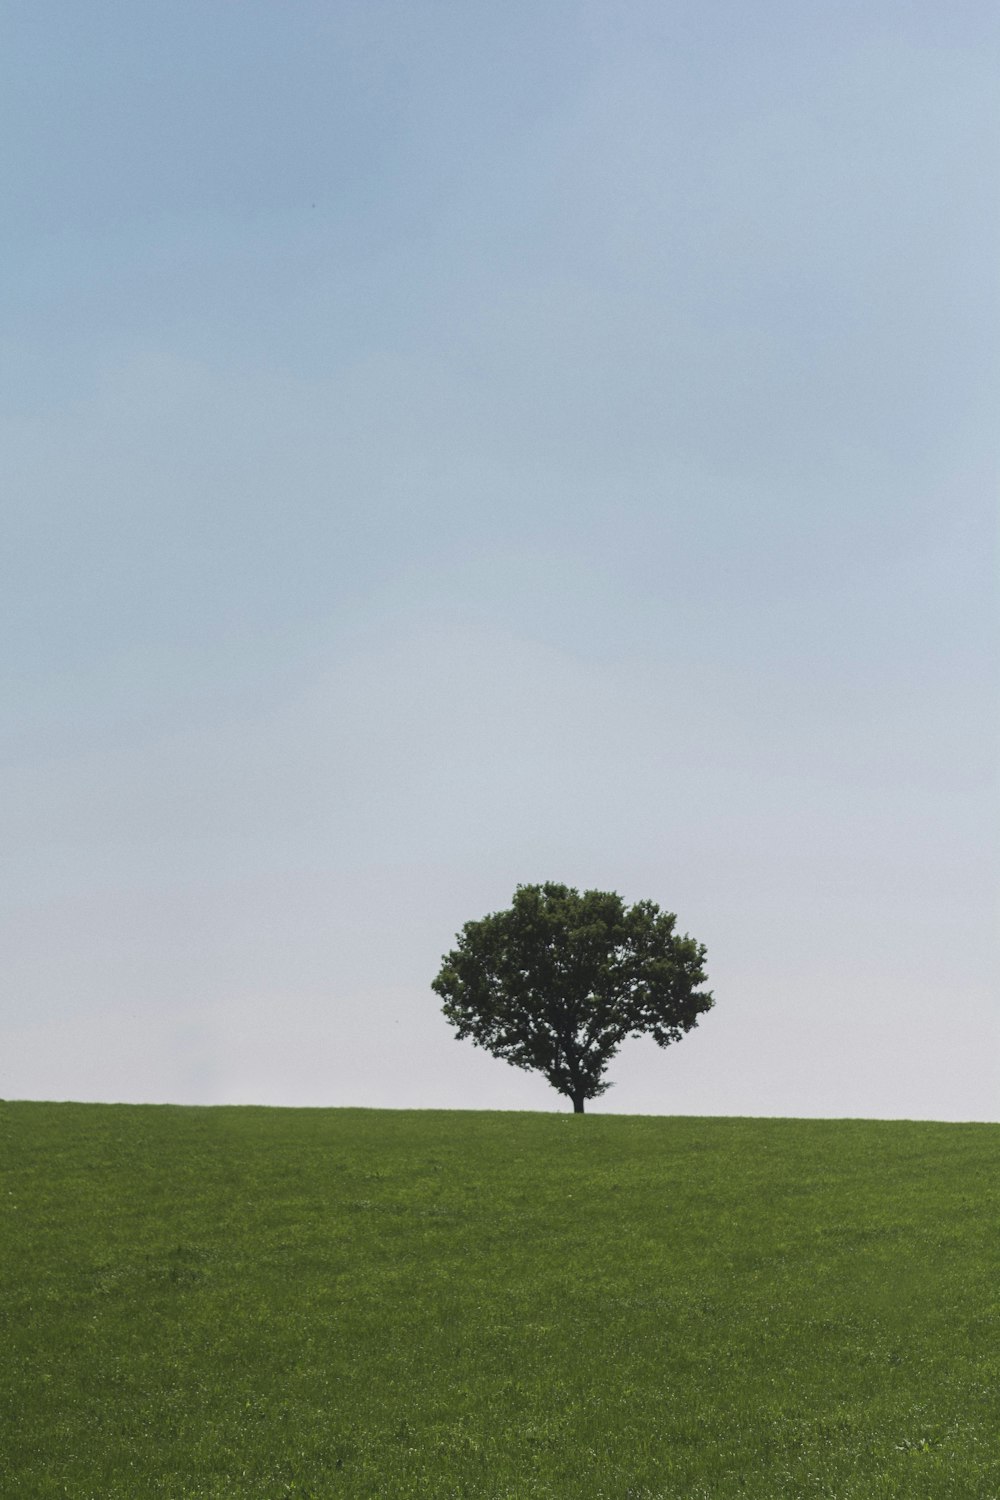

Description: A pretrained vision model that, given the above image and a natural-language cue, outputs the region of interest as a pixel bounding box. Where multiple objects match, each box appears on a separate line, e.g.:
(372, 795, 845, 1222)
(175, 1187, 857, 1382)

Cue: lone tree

(431, 882, 713, 1113)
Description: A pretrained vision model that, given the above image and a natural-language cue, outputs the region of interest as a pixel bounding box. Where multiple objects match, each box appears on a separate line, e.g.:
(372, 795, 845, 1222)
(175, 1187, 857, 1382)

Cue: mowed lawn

(1, 1103, 997, 1499)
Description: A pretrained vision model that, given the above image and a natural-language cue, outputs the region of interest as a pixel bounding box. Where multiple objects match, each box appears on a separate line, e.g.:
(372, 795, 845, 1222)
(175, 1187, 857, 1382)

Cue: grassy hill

(1, 1102, 997, 1498)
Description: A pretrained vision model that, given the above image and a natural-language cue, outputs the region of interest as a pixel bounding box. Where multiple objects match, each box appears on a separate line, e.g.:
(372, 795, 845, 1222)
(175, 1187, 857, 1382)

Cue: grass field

(1, 1103, 998, 1498)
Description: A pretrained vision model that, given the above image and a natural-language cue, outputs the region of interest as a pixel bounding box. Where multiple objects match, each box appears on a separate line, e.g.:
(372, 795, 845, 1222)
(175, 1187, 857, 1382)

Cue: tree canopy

(431, 882, 713, 1112)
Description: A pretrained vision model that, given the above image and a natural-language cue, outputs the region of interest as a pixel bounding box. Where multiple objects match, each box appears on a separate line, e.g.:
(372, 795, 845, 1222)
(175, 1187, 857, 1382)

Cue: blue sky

(3, 1, 997, 1116)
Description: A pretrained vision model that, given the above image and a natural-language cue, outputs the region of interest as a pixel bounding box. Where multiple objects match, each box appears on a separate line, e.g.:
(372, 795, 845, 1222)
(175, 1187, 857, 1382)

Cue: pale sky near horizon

(4, 1, 997, 1119)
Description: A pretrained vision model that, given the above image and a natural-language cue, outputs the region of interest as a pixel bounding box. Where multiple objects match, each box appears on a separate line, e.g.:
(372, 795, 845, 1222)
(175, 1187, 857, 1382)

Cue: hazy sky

(4, 2, 997, 1119)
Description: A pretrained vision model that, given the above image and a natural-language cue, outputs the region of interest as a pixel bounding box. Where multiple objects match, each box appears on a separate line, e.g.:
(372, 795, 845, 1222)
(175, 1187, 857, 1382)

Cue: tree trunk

(572, 1095, 585, 1113)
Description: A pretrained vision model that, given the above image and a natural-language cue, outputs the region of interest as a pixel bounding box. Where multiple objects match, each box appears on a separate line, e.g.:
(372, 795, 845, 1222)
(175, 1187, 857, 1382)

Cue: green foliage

(2, 1102, 998, 1498)
(432, 882, 713, 1110)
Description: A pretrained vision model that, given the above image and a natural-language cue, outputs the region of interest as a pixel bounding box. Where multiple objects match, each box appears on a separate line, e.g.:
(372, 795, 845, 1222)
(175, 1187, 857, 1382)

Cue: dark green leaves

(431, 883, 713, 1110)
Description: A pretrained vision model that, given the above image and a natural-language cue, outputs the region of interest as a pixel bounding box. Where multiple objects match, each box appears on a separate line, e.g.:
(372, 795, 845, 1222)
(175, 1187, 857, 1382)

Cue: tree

(431, 882, 713, 1113)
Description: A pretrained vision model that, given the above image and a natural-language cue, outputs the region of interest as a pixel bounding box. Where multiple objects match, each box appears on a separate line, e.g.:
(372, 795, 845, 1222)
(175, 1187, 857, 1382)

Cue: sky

(3, 1, 997, 1119)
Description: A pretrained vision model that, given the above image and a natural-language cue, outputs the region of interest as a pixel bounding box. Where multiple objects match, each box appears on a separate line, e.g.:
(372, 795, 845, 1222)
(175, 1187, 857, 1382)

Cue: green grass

(1, 1103, 998, 1498)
